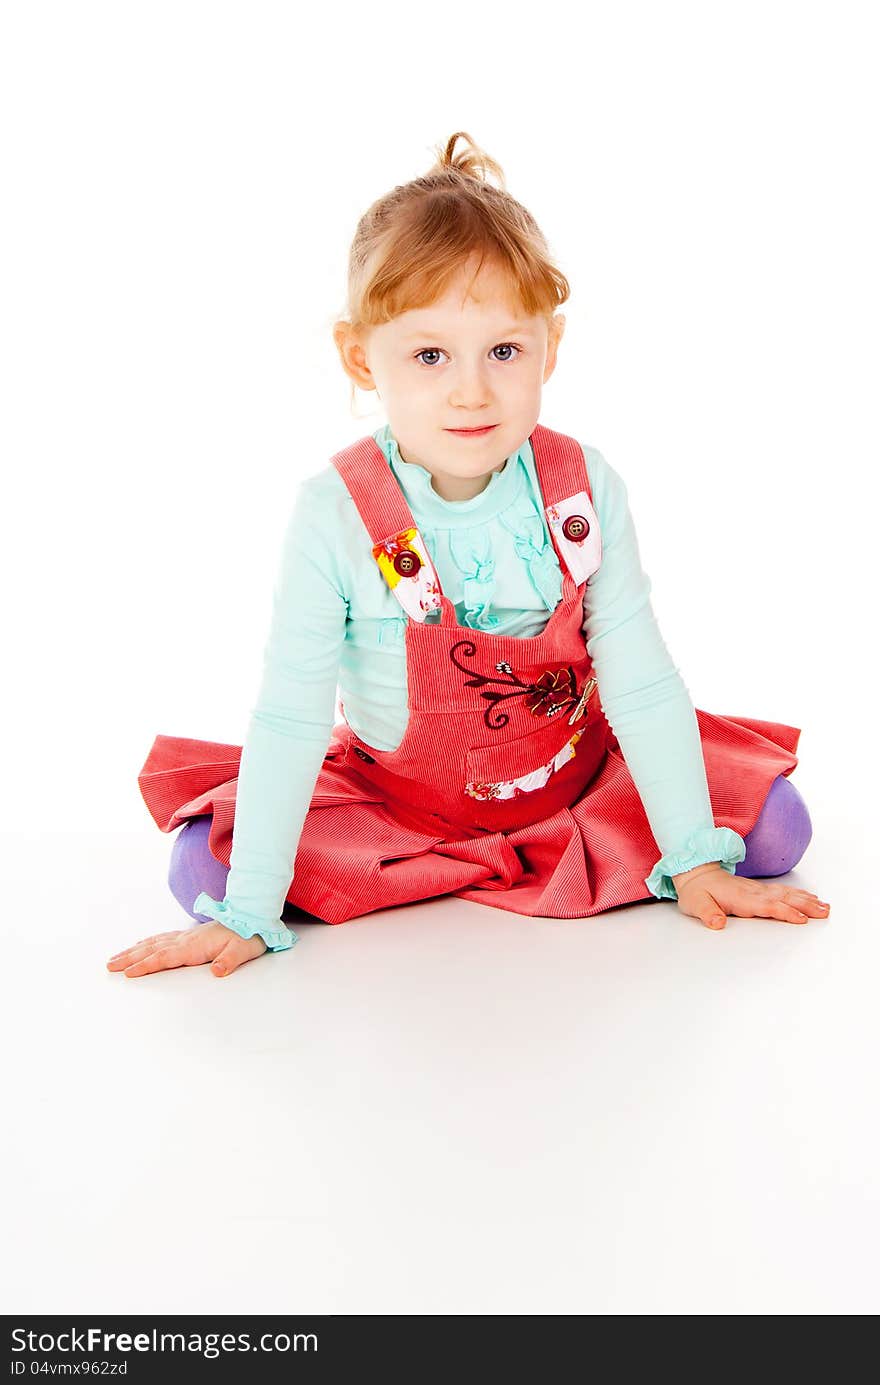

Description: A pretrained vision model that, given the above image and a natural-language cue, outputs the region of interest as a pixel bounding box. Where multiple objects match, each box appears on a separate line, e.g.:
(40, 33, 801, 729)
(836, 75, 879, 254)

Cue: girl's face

(336, 256, 565, 502)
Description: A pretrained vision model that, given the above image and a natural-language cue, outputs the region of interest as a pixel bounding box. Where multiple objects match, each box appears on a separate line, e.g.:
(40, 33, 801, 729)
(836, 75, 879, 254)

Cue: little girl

(109, 131, 830, 981)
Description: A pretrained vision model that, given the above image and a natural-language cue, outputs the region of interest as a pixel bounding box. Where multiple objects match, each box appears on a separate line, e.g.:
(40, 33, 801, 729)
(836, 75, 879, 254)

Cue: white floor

(4, 802, 877, 1316)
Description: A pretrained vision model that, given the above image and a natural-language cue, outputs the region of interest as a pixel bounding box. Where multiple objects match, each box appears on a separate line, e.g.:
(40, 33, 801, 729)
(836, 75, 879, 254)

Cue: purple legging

(167, 773, 813, 923)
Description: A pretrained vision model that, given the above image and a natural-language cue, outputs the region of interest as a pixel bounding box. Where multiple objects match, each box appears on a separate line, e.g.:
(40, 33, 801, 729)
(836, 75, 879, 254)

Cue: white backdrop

(2, 0, 878, 1317)
(4, 0, 876, 833)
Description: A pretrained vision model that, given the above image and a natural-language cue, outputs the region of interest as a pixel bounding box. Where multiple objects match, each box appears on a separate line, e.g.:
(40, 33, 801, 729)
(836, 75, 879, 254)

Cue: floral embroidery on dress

(371, 527, 442, 621)
(465, 728, 587, 801)
(448, 638, 598, 730)
(528, 667, 577, 715)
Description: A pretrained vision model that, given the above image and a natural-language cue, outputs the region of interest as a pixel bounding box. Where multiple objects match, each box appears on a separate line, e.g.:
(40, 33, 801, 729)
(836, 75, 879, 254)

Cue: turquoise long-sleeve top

(193, 424, 746, 950)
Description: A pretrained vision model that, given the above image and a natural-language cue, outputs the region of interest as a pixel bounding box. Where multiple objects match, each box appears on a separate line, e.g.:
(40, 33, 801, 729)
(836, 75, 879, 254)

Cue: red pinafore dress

(138, 424, 801, 925)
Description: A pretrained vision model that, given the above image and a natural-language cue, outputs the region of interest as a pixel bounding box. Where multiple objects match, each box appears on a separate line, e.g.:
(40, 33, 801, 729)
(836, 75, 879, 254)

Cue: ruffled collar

(374, 423, 529, 526)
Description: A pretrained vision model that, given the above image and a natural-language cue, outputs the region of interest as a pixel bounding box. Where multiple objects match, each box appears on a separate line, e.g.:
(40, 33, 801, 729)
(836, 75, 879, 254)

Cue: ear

(543, 313, 566, 381)
(333, 321, 376, 391)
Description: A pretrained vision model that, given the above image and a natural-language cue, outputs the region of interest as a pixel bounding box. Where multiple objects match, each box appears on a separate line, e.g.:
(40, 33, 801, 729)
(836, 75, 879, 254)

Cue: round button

(562, 514, 589, 542)
(393, 548, 421, 577)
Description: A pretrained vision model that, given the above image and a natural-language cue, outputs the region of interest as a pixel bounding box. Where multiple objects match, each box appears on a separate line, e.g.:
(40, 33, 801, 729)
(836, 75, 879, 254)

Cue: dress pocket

(464, 716, 590, 803)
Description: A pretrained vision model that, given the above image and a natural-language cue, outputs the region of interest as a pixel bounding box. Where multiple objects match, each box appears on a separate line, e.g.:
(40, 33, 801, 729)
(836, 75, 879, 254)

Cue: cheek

(503, 372, 541, 406)
(408, 375, 443, 405)
(505, 361, 540, 386)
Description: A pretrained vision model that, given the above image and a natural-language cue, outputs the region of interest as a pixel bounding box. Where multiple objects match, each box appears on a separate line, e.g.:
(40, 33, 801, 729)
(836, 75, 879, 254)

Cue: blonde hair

(335, 131, 570, 411)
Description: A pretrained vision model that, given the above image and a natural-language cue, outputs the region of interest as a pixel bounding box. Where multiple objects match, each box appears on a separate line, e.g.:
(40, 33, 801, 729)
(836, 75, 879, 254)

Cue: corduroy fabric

(138, 425, 801, 925)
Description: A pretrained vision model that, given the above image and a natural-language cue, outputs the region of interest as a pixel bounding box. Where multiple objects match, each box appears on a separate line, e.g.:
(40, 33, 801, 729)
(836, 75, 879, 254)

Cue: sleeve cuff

(644, 826, 747, 901)
(192, 892, 298, 952)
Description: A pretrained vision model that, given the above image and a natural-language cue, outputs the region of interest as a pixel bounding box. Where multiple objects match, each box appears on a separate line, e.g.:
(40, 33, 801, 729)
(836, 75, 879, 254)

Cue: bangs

(348, 176, 569, 331)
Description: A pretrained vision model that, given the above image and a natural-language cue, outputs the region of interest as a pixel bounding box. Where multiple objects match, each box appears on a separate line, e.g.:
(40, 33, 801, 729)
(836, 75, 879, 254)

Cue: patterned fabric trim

(465, 728, 586, 802)
(545, 491, 603, 584)
(371, 527, 443, 621)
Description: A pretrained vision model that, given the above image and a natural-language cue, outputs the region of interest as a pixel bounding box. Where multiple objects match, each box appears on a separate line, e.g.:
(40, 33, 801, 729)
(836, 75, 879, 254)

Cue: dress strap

(331, 435, 416, 540)
(329, 426, 603, 620)
(529, 423, 603, 586)
(330, 435, 446, 621)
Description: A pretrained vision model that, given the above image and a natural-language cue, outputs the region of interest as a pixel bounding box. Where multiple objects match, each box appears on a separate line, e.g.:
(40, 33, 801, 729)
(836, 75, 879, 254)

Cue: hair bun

(430, 131, 507, 189)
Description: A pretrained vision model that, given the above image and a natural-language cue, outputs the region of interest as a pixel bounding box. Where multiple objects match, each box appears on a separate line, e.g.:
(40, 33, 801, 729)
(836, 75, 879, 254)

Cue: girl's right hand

(106, 923, 267, 979)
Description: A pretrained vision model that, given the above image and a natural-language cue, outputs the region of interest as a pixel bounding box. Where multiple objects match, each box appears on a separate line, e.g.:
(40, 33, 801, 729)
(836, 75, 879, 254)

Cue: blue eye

(413, 343, 522, 367)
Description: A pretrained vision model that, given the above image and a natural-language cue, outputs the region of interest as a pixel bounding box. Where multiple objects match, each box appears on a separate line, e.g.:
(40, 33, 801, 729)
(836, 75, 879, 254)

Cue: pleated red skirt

(137, 708, 800, 925)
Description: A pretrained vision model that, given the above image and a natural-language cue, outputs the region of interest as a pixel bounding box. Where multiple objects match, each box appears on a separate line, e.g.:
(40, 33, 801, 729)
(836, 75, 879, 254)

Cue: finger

(123, 945, 189, 977)
(771, 884, 831, 910)
(700, 892, 728, 930)
(795, 897, 831, 918)
(787, 892, 831, 916)
(211, 934, 266, 977)
(108, 942, 172, 970)
(107, 932, 181, 966)
(108, 933, 179, 962)
(763, 899, 810, 924)
(730, 882, 812, 922)
(108, 937, 186, 970)
(777, 886, 827, 907)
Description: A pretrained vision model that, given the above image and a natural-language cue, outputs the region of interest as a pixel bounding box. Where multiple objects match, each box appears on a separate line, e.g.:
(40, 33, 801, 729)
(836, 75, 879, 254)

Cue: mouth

(445, 424, 498, 437)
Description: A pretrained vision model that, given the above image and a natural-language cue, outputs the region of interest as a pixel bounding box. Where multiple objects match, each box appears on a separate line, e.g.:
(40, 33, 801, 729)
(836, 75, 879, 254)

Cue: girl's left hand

(671, 862, 831, 930)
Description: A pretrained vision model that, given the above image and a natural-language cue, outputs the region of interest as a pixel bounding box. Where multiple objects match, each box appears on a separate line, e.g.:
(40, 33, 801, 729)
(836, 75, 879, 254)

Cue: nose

(448, 360, 493, 411)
